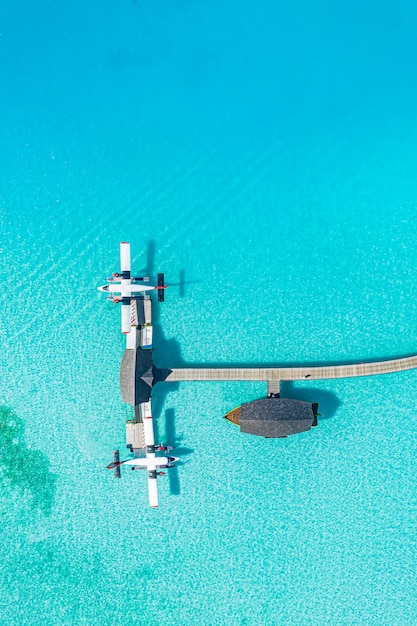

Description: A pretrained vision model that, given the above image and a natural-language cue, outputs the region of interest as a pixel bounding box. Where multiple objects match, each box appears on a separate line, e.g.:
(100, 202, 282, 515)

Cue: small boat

(224, 406, 241, 426)
(225, 398, 319, 438)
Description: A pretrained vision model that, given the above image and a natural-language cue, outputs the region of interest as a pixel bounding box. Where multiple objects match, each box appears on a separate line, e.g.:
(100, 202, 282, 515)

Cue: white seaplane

(97, 241, 167, 334)
(106, 402, 179, 508)
(106, 452, 180, 508)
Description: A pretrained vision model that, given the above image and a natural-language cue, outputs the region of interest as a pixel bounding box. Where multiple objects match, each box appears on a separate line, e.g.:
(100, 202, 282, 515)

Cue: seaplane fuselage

(97, 283, 159, 294)
(110, 456, 180, 469)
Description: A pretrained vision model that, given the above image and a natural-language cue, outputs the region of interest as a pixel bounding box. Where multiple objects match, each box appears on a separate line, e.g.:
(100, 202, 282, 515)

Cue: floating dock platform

(162, 355, 417, 383)
(100, 242, 417, 508)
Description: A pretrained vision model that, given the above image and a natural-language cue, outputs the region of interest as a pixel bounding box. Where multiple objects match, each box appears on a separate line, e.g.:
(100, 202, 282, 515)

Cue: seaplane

(97, 241, 167, 334)
(106, 451, 180, 508)
(106, 402, 180, 508)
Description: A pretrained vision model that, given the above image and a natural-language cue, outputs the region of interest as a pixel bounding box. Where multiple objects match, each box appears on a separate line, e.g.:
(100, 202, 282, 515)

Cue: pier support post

(267, 380, 280, 397)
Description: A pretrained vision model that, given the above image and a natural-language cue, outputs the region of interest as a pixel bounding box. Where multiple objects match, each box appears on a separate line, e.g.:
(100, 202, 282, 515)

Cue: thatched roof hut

(227, 397, 317, 438)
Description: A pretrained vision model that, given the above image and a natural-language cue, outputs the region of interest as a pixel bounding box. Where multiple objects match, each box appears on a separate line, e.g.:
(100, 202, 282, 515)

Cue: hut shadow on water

(280, 381, 341, 420)
(0, 406, 57, 515)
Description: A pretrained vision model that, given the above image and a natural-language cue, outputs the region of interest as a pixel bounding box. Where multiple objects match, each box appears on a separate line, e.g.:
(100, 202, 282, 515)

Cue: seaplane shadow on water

(138, 240, 199, 300)
(160, 407, 194, 496)
(280, 382, 341, 420)
(138, 239, 156, 279)
(169, 269, 200, 298)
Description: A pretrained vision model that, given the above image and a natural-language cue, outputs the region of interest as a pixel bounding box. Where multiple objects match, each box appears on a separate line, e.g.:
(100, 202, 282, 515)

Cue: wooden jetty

(163, 354, 417, 384)
(120, 293, 417, 440)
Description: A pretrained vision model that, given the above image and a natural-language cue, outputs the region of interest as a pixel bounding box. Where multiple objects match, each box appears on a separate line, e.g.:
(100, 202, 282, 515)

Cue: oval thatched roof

(240, 398, 315, 438)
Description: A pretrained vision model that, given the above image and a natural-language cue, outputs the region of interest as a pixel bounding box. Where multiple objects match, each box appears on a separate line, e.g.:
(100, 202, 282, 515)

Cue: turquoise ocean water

(1, 1, 417, 624)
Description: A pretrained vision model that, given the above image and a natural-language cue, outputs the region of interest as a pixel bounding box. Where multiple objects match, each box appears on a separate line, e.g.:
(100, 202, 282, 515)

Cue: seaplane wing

(147, 471, 159, 509)
(143, 404, 159, 507)
(120, 241, 130, 280)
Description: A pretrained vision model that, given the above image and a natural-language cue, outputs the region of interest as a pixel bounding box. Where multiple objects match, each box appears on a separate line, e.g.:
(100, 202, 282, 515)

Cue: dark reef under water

(0, 406, 56, 516)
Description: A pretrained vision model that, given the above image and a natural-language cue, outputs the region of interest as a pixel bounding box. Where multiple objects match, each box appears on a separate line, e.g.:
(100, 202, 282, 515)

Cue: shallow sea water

(1, 1, 417, 624)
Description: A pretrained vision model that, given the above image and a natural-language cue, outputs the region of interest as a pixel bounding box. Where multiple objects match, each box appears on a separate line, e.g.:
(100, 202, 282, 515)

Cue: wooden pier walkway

(163, 354, 417, 384)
